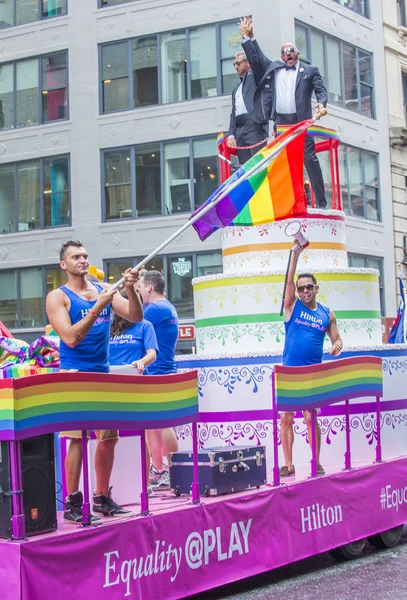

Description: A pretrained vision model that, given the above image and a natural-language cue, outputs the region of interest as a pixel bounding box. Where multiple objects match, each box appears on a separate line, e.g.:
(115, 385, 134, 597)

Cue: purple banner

(8, 458, 407, 599)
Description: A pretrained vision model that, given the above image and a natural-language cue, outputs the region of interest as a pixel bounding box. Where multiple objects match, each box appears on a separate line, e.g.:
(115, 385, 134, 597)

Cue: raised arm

(109, 268, 143, 323)
(46, 287, 116, 348)
(327, 311, 343, 356)
(284, 246, 303, 320)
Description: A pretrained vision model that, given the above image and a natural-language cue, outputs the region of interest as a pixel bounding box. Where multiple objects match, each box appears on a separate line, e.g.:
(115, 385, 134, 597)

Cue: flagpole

(111, 112, 326, 290)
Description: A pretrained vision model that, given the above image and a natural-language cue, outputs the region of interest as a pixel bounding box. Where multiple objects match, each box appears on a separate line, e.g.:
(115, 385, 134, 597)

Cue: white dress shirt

(234, 77, 248, 117)
(275, 62, 299, 115)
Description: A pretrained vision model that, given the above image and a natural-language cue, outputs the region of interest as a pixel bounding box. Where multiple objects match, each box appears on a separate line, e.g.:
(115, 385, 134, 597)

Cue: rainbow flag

(192, 120, 310, 241)
(217, 132, 225, 147)
(274, 356, 383, 412)
(0, 370, 199, 441)
(276, 124, 340, 141)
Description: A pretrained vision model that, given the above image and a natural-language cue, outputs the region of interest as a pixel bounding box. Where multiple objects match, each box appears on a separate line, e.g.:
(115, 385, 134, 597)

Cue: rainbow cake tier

(222, 209, 347, 273)
(193, 268, 382, 354)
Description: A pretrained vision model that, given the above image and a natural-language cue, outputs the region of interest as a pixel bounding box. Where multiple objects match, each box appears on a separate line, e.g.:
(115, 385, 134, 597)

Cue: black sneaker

(93, 487, 133, 517)
(64, 491, 102, 524)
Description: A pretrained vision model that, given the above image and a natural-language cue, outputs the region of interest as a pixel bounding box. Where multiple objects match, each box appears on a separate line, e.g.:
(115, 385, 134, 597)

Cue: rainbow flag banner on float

(0, 371, 199, 441)
(274, 356, 383, 412)
(191, 120, 311, 241)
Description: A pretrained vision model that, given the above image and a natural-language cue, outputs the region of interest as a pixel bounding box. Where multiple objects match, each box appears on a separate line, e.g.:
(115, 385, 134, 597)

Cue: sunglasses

(297, 284, 315, 293)
(281, 47, 296, 55)
(233, 60, 247, 67)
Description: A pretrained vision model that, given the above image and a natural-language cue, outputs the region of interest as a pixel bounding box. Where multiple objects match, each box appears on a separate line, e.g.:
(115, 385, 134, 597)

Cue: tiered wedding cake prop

(177, 209, 407, 469)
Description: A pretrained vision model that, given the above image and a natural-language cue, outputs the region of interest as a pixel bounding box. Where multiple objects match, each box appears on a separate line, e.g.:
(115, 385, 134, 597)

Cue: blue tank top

(59, 283, 111, 373)
(283, 299, 331, 367)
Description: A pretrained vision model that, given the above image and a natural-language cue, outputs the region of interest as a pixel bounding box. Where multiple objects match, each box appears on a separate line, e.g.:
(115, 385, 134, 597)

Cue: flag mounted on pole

(388, 271, 406, 344)
(191, 119, 311, 241)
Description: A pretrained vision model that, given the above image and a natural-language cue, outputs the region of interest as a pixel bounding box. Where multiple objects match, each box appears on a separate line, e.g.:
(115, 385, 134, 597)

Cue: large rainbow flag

(274, 356, 383, 412)
(192, 120, 311, 241)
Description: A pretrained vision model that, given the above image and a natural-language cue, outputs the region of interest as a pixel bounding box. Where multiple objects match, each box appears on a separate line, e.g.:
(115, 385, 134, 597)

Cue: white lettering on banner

(381, 485, 407, 512)
(103, 519, 252, 597)
(300, 503, 343, 533)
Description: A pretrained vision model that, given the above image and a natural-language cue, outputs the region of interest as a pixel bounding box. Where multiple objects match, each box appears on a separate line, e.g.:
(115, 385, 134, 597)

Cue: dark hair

(60, 240, 84, 262)
(297, 273, 317, 285)
(110, 289, 133, 336)
(141, 270, 165, 295)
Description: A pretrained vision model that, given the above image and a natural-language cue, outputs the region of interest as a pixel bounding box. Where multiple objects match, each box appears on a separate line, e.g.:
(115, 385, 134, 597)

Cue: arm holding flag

(388, 265, 407, 344)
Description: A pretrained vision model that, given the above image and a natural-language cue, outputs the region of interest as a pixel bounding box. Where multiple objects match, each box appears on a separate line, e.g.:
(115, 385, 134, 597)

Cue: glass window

(132, 37, 158, 108)
(168, 255, 193, 318)
(107, 261, 130, 285)
(100, 0, 132, 5)
(190, 26, 217, 99)
(364, 150, 379, 221)
(0, 1, 14, 29)
(359, 50, 373, 118)
(0, 271, 17, 328)
(135, 145, 161, 217)
(102, 43, 129, 112)
(0, 63, 15, 129)
(42, 53, 68, 122)
(310, 30, 325, 80)
(16, 0, 38, 26)
(397, 0, 407, 27)
(20, 268, 43, 327)
(16, 59, 39, 127)
(220, 22, 241, 94)
(46, 265, 67, 294)
(104, 149, 132, 220)
(338, 145, 349, 215)
(164, 141, 191, 214)
(403, 72, 407, 126)
(161, 31, 187, 104)
(347, 147, 363, 217)
(197, 252, 222, 277)
(193, 138, 218, 210)
(332, 0, 370, 18)
(0, 164, 15, 234)
(43, 156, 70, 227)
(326, 38, 342, 106)
(17, 160, 41, 231)
(42, 0, 67, 18)
(295, 24, 308, 62)
(316, 152, 333, 208)
(343, 44, 357, 113)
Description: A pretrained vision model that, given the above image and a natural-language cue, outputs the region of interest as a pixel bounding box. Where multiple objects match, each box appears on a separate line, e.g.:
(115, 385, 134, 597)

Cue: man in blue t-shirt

(136, 270, 179, 489)
(280, 245, 343, 478)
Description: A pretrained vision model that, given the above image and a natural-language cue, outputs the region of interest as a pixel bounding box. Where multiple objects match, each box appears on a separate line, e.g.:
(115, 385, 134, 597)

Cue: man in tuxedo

(239, 18, 328, 209)
(227, 50, 269, 166)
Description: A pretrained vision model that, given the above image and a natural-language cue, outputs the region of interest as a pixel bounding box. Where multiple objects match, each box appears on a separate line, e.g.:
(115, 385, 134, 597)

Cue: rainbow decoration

(274, 356, 383, 412)
(0, 370, 198, 441)
(0, 366, 59, 380)
(276, 124, 340, 141)
(192, 120, 310, 241)
(217, 132, 225, 147)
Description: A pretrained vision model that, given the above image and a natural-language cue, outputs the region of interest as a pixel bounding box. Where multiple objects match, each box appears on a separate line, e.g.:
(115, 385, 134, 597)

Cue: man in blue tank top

(46, 240, 143, 523)
(136, 270, 179, 490)
(280, 245, 343, 478)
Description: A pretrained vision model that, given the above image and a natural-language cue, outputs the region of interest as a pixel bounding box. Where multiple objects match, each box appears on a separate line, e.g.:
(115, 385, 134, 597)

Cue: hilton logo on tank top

(80, 308, 109, 320)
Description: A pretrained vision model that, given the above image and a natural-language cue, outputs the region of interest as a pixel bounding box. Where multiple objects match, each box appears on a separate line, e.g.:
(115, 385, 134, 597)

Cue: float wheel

(329, 538, 366, 560)
(368, 525, 404, 549)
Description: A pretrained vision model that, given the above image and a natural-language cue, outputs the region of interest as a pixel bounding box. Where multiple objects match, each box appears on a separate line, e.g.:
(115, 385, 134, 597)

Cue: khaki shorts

(59, 429, 118, 441)
(58, 369, 118, 441)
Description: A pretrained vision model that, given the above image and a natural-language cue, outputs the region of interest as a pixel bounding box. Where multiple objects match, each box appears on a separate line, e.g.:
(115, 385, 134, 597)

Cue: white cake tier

(193, 268, 382, 355)
(222, 209, 347, 273)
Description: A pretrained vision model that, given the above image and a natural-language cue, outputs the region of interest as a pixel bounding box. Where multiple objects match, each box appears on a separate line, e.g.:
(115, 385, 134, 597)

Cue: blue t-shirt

(143, 299, 179, 374)
(109, 320, 158, 374)
(283, 299, 331, 367)
(59, 283, 111, 373)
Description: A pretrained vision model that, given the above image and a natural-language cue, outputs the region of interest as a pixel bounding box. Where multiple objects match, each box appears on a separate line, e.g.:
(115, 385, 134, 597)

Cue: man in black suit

(239, 18, 328, 209)
(227, 50, 269, 166)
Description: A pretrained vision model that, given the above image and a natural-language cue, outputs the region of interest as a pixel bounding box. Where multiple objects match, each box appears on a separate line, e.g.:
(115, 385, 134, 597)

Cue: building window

(100, 21, 242, 113)
(331, 0, 369, 18)
(0, 0, 67, 30)
(99, 0, 132, 6)
(295, 22, 374, 118)
(0, 265, 66, 330)
(102, 136, 219, 221)
(403, 72, 407, 125)
(332, 145, 379, 221)
(0, 51, 68, 130)
(398, 0, 407, 27)
(0, 155, 70, 233)
(105, 252, 222, 320)
(348, 254, 384, 315)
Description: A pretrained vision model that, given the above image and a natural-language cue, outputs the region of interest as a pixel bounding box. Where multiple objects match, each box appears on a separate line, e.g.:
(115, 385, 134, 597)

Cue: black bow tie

(285, 65, 296, 71)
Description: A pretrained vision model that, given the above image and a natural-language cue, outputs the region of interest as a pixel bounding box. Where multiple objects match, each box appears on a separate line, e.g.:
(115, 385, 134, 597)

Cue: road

(192, 526, 407, 600)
